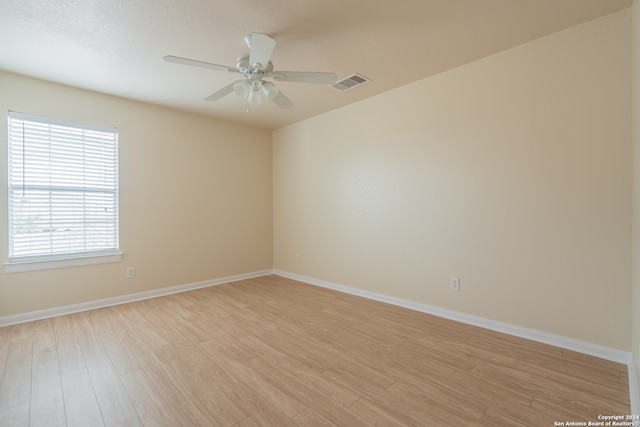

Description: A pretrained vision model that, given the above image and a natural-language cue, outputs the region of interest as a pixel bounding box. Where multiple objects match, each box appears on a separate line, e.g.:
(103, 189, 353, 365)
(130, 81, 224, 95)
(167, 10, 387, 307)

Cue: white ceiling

(0, 0, 632, 130)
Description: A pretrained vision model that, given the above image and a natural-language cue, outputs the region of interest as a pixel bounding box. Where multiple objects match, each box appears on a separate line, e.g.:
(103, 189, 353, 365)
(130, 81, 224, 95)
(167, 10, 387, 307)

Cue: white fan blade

(205, 81, 240, 101)
(164, 55, 239, 73)
(248, 33, 276, 69)
(271, 71, 337, 85)
(272, 91, 293, 109)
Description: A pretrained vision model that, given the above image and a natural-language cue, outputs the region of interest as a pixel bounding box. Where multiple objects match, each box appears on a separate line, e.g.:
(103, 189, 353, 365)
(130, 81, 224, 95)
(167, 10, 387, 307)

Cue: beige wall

(0, 71, 273, 317)
(632, 0, 640, 411)
(274, 10, 632, 350)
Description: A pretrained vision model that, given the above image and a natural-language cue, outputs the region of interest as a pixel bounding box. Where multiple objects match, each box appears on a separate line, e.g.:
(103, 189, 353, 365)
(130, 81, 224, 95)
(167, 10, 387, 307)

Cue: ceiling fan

(164, 33, 338, 109)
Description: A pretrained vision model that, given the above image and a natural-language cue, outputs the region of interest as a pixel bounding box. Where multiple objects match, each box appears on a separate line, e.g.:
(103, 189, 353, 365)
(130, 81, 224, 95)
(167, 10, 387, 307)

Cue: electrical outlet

(126, 267, 135, 279)
(450, 277, 460, 291)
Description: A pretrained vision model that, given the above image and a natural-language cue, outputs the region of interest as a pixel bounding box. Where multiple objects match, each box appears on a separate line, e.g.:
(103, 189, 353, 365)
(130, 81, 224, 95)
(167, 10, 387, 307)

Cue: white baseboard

(629, 354, 640, 416)
(273, 269, 631, 365)
(0, 269, 273, 327)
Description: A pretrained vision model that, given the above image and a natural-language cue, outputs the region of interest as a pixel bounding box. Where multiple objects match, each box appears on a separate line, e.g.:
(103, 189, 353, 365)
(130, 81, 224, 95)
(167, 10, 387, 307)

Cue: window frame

(4, 111, 122, 273)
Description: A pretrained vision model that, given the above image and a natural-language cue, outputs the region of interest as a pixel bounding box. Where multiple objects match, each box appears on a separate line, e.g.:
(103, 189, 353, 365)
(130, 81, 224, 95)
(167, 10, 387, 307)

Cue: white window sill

(4, 252, 123, 274)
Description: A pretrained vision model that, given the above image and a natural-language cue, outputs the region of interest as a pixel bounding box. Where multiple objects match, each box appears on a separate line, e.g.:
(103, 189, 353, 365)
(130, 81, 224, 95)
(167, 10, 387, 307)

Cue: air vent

(331, 74, 370, 92)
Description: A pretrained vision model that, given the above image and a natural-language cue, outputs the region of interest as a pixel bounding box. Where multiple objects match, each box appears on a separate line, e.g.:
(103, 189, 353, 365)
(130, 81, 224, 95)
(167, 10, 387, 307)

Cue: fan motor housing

(237, 55, 273, 76)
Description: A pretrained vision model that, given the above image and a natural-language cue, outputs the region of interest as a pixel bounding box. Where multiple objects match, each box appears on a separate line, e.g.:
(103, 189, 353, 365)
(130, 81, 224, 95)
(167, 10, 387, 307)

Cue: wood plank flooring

(0, 275, 630, 426)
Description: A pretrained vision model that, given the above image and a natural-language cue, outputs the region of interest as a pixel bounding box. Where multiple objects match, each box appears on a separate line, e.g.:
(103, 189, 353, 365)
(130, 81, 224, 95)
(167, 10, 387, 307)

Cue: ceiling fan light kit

(164, 33, 337, 110)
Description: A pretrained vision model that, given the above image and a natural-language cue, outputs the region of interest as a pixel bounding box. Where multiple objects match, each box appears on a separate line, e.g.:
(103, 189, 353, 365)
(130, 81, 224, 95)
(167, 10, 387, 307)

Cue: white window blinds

(7, 112, 119, 262)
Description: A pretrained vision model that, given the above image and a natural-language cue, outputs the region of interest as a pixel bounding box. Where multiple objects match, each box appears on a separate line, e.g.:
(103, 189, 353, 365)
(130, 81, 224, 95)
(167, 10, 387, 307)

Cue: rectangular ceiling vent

(331, 74, 370, 92)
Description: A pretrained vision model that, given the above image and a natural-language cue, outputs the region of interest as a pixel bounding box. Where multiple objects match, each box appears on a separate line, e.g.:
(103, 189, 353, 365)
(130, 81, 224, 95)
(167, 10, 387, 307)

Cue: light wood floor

(0, 275, 630, 426)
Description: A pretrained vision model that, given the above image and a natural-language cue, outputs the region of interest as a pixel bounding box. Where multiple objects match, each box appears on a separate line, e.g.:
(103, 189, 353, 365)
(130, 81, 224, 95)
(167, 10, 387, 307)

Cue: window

(6, 112, 120, 273)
